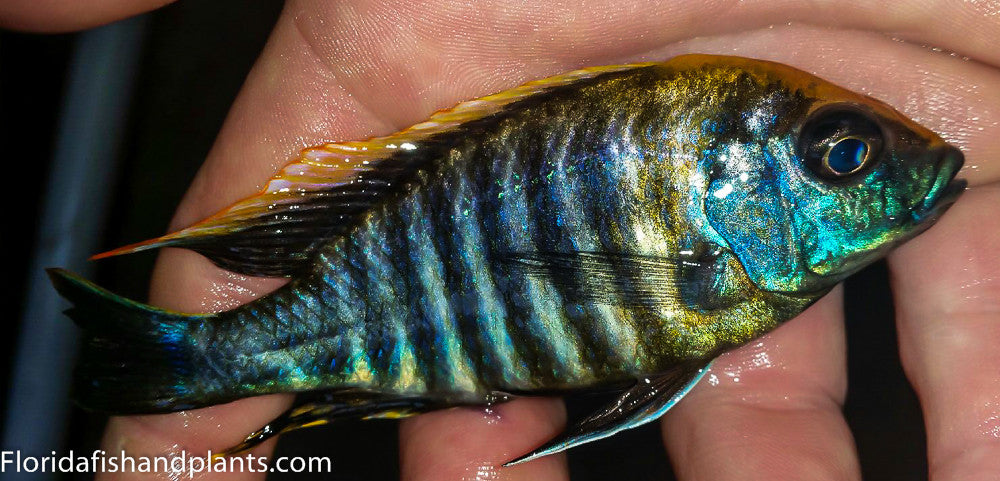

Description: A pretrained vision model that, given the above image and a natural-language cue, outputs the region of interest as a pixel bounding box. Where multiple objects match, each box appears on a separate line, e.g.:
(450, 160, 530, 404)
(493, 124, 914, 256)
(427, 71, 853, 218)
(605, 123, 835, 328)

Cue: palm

(67, 1, 1000, 480)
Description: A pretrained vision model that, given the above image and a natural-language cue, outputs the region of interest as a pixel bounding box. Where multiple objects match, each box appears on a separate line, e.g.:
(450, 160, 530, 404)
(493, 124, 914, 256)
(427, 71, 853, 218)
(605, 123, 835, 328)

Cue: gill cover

(704, 140, 803, 292)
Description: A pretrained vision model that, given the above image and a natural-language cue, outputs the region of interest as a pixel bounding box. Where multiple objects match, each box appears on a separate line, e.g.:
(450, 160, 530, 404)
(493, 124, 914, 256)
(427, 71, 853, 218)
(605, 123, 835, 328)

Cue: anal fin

(503, 360, 712, 467)
(214, 390, 445, 457)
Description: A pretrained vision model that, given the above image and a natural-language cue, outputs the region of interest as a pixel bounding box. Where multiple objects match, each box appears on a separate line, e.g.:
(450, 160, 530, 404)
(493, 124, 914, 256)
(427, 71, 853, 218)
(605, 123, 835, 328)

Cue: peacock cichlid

(48, 54, 964, 465)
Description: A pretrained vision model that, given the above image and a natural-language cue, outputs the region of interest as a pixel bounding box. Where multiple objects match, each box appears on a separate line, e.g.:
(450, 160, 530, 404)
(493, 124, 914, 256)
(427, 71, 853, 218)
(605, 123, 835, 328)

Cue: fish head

(696, 56, 965, 294)
(783, 101, 965, 290)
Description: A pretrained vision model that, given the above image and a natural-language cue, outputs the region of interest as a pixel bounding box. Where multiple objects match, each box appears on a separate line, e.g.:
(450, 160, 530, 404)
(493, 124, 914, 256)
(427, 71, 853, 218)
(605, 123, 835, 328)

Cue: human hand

(7, 1, 1000, 479)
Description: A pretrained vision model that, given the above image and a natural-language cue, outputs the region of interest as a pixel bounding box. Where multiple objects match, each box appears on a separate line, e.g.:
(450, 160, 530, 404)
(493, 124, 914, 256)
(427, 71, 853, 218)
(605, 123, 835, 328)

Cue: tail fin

(47, 268, 211, 414)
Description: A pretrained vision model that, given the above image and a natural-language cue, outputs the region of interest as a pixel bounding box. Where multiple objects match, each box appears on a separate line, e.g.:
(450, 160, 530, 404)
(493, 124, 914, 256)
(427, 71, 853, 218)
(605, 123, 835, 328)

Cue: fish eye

(799, 106, 884, 181)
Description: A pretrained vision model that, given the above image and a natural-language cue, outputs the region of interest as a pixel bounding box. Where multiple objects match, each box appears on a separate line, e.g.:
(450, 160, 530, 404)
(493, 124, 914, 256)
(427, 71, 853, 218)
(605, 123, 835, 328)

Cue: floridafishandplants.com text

(2, 450, 333, 477)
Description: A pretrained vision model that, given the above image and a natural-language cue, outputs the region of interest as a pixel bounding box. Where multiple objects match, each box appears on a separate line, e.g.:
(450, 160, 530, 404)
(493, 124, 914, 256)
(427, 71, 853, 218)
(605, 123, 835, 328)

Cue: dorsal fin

(92, 63, 656, 277)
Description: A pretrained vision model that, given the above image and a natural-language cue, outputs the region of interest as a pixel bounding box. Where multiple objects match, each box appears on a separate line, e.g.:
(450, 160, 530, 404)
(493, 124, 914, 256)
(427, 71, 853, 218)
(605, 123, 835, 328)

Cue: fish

(47, 54, 965, 465)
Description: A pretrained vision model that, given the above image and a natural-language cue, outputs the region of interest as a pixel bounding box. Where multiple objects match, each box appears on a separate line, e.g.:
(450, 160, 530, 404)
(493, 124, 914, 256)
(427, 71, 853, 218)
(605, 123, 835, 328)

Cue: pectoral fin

(503, 251, 684, 309)
(503, 360, 712, 467)
(504, 247, 740, 311)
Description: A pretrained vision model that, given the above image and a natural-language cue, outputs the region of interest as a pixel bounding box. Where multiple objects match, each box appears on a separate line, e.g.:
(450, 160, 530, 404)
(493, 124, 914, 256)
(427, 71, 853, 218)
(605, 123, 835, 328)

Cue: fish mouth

(912, 145, 966, 225)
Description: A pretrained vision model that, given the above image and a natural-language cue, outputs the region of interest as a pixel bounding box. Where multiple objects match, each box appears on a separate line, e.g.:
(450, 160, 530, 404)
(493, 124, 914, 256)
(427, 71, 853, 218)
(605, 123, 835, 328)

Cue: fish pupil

(826, 137, 868, 174)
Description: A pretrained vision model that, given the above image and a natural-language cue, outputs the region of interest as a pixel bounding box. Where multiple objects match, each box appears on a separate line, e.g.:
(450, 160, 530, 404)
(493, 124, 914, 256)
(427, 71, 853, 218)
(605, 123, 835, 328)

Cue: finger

(0, 0, 175, 32)
(661, 289, 859, 480)
(399, 398, 568, 481)
(889, 186, 1000, 480)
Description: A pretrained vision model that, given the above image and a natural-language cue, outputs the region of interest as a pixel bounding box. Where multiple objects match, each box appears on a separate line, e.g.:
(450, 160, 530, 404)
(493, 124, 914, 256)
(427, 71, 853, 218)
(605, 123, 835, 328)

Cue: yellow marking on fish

(347, 354, 375, 385)
(393, 349, 425, 393)
(363, 410, 417, 420)
(293, 419, 329, 430)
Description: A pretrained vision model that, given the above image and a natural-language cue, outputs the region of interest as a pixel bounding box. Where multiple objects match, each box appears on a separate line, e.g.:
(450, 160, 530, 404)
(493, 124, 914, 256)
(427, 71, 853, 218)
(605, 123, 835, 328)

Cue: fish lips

(912, 145, 966, 226)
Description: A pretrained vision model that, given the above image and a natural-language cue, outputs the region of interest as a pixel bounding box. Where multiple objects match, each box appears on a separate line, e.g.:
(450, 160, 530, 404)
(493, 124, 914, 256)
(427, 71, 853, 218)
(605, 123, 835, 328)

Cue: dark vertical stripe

(530, 112, 613, 377)
(426, 159, 491, 384)
(392, 189, 440, 391)
(310, 247, 356, 385)
(353, 212, 404, 390)
(483, 127, 580, 386)
(475, 136, 551, 387)
(342, 230, 390, 387)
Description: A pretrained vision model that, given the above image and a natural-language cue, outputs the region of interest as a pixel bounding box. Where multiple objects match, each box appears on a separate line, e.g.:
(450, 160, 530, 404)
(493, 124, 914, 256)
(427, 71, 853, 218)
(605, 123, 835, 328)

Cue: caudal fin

(47, 268, 211, 414)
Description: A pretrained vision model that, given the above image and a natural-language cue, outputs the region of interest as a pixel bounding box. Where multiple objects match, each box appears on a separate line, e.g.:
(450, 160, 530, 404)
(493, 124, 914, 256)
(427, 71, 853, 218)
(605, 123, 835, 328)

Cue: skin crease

(5, 0, 1000, 480)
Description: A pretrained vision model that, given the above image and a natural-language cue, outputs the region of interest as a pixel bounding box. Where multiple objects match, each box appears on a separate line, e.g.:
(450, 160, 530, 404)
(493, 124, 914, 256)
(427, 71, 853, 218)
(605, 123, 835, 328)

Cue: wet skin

(6, 1, 1000, 480)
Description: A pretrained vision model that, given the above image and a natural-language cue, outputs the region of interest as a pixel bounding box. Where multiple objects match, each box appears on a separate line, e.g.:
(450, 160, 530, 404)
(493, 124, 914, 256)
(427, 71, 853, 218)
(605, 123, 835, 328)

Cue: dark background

(0, 2, 927, 480)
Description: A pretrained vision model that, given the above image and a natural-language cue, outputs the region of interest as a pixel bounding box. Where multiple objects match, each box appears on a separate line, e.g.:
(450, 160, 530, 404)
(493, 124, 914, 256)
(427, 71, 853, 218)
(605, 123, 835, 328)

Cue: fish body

(49, 55, 964, 463)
